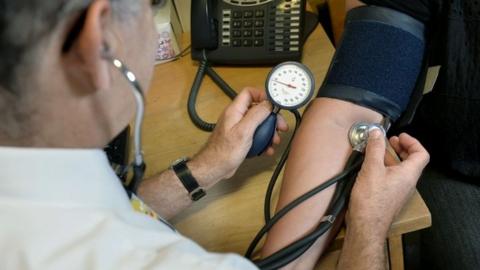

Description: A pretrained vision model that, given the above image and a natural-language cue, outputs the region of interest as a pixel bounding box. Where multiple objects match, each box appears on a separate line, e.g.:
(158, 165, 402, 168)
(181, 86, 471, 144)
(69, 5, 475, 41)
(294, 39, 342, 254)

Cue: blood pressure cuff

(317, 6, 426, 121)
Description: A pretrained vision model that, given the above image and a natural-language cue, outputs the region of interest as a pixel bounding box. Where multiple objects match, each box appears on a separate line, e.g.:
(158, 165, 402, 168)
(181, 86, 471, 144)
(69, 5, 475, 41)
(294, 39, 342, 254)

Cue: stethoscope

(106, 56, 146, 194)
(237, 62, 392, 269)
(107, 55, 178, 232)
(110, 56, 392, 269)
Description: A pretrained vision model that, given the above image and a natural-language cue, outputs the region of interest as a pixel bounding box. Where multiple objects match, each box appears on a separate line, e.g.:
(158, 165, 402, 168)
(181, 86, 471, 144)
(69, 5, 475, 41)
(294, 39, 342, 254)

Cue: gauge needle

(273, 80, 297, 89)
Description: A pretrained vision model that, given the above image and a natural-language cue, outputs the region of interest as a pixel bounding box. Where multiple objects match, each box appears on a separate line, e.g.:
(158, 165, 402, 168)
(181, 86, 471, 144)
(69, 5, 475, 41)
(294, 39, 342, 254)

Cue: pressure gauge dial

(247, 62, 315, 158)
(266, 62, 315, 110)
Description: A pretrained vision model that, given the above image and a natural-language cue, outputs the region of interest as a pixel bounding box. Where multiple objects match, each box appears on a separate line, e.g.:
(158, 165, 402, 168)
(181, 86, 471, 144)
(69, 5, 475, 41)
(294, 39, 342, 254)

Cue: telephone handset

(191, 0, 218, 50)
(191, 0, 307, 65)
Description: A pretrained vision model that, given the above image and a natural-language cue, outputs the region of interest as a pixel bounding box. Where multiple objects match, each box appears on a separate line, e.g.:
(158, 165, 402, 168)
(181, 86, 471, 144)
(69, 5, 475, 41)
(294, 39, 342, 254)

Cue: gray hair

(0, 0, 136, 93)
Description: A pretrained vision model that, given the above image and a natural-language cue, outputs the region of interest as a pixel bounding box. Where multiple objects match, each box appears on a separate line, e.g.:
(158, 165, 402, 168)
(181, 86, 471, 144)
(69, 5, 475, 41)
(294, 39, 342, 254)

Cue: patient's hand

(347, 131, 430, 238)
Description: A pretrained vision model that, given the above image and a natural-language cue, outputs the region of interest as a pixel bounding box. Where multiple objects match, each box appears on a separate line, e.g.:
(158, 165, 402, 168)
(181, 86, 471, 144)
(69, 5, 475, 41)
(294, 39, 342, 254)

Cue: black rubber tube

(248, 152, 364, 269)
(264, 110, 302, 223)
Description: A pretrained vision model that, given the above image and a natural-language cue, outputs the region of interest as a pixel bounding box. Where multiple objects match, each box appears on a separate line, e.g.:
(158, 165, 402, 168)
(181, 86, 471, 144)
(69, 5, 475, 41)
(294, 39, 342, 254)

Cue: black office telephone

(188, 0, 316, 132)
(191, 0, 308, 65)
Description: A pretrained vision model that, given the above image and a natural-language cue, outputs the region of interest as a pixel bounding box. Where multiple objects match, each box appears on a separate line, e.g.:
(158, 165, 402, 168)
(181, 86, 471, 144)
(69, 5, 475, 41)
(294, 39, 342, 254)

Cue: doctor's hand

(190, 87, 288, 185)
(347, 131, 430, 239)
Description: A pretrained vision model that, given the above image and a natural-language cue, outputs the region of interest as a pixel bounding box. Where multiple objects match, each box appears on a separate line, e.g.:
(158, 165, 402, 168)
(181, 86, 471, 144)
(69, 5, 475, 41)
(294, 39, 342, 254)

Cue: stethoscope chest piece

(348, 122, 386, 152)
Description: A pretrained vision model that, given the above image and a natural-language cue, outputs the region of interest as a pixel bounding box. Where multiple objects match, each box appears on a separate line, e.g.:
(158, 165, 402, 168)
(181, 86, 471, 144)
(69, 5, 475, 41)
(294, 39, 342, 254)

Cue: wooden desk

(145, 26, 431, 269)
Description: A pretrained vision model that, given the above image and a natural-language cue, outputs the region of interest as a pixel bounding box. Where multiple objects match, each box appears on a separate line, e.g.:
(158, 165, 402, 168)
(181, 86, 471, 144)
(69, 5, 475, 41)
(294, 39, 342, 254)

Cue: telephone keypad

(233, 11, 243, 18)
(254, 29, 264, 37)
(232, 40, 242, 47)
(243, 30, 253, 37)
(243, 20, 253, 28)
(267, 0, 302, 52)
(222, 0, 302, 49)
(223, 8, 266, 48)
(254, 39, 264, 47)
(232, 21, 242, 28)
(243, 11, 254, 18)
(254, 20, 264, 27)
(242, 39, 253, 47)
(255, 10, 265, 17)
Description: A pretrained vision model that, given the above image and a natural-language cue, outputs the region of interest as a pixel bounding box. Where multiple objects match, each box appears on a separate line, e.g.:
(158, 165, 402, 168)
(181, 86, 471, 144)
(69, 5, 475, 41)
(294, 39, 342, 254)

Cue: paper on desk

(154, 0, 182, 65)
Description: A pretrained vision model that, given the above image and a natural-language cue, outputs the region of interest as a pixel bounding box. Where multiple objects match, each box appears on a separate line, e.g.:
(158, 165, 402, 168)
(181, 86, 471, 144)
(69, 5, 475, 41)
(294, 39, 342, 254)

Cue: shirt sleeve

(105, 213, 260, 270)
(2, 204, 259, 270)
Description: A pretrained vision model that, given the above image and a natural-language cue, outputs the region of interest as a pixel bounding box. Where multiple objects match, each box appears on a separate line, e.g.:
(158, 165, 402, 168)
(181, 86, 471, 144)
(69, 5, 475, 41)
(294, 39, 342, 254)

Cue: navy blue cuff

(317, 84, 402, 121)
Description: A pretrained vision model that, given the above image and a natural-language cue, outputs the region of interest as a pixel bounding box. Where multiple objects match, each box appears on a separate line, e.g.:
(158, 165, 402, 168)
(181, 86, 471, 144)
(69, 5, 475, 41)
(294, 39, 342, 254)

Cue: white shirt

(0, 147, 257, 270)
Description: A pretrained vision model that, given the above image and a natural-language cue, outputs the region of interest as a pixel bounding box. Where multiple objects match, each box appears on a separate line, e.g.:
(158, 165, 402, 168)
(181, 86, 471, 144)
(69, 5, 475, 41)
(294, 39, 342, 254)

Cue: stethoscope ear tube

(106, 55, 147, 195)
(127, 162, 146, 194)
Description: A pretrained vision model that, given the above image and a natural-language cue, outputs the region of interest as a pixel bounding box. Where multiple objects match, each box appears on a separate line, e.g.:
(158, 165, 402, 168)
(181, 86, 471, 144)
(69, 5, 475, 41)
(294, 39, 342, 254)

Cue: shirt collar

(0, 146, 132, 210)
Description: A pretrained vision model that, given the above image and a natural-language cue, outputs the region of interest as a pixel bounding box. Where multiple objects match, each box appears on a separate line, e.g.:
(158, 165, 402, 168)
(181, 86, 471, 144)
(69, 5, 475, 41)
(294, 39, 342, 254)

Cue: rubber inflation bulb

(247, 113, 277, 158)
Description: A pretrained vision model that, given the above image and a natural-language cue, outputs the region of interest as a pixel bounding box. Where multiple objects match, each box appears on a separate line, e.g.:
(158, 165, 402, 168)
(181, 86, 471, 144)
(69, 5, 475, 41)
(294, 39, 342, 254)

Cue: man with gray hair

(0, 0, 429, 269)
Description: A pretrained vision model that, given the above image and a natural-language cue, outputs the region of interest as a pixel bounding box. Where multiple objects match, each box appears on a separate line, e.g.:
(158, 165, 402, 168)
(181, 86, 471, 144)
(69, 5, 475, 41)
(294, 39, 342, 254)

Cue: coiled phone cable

(188, 59, 238, 131)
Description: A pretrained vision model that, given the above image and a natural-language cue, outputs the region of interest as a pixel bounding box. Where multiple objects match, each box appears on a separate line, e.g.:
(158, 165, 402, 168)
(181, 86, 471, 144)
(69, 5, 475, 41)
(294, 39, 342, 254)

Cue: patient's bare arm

(261, 98, 382, 269)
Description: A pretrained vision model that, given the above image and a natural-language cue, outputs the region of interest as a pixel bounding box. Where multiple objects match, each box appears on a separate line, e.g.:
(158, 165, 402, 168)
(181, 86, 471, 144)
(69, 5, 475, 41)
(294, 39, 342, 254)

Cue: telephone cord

(188, 60, 238, 131)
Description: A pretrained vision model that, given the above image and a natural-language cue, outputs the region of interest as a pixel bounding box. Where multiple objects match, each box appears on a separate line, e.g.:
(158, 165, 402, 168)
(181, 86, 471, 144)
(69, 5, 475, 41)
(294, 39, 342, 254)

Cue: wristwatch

(170, 157, 206, 201)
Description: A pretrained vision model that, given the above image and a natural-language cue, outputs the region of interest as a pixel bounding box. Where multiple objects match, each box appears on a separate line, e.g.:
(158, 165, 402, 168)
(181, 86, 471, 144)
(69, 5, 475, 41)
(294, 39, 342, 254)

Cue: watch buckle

(190, 187, 206, 201)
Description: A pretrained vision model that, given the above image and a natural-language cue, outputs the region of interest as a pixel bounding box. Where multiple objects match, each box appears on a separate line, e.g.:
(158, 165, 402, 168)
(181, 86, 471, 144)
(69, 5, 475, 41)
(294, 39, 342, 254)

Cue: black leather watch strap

(171, 158, 206, 201)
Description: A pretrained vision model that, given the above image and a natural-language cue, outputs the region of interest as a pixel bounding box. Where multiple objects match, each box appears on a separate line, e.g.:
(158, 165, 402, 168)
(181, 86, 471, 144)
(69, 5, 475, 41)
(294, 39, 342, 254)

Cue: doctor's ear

(61, 0, 115, 91)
